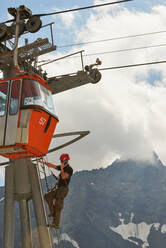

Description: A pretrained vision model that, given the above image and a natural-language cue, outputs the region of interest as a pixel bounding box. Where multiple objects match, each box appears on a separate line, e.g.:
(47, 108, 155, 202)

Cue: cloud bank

(44, 3, 166, 171)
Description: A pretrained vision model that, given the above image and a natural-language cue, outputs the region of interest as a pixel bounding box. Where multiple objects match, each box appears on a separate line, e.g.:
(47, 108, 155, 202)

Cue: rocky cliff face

(61, 156, 166, 248)
(0, 155, 166, 247)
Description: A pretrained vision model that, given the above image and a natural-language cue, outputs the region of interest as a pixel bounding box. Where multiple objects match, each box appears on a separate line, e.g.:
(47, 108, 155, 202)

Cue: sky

(1, 0, 166, 185)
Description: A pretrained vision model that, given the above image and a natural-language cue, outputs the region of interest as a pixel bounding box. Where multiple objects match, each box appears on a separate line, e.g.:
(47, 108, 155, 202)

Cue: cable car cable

(53, 58, 166, 78)
(99, 59, 166, 71)
(57, 30, 166, 49)
(36, 0, 133, 17)
(1, 0, 133, 24)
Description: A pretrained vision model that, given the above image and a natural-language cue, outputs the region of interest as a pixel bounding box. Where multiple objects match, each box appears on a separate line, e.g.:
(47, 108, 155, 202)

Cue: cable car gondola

(0, 74, 59, 160)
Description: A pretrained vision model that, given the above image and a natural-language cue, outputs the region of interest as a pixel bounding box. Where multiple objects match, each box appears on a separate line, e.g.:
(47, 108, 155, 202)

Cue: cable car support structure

(0, 1, 132, 247)
(0, 5, 102, 248)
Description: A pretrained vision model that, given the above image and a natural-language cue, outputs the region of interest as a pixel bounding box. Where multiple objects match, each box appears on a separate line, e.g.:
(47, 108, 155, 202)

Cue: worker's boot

(52, 216, 59, 229)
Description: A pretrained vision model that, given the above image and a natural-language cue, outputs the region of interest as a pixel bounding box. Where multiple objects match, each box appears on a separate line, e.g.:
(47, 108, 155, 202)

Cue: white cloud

(58, 12, 76, 28)
(44, 3, 166, 171)
(52, 6, 78, 28)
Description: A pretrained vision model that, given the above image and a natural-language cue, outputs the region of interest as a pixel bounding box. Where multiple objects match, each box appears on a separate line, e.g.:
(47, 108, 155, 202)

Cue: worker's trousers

(44, 186, 68, 226)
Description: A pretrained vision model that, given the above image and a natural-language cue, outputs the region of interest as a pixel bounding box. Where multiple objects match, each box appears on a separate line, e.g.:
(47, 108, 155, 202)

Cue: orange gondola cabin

(0, 74, 59, 160)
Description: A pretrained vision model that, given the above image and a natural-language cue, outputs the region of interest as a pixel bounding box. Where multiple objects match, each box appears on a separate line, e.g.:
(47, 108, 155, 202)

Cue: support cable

(57, 30, 166, 49)
(99, 59, 166, 71)
(80, 43, 166, 57)
(52, 59, 166, 78)
(39, 43, 166, 65)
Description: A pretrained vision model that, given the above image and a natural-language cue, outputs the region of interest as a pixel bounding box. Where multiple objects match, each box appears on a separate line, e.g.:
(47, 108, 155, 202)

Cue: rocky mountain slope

(0, 155, 166, 247)
(61, 155, 166, 248)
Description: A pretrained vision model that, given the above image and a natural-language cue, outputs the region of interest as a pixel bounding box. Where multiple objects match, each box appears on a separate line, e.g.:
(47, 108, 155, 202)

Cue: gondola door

(3, 79, 21, 146)
(5, 79, 21, 146)
(0, 81, 9, 146)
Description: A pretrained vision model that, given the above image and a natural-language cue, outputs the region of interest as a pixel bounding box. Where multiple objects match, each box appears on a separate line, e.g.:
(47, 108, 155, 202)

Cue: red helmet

(60, 153, 70, 161)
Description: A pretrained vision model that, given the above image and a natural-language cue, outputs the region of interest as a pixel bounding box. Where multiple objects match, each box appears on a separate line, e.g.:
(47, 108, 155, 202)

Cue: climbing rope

(36, 156, 51, 192)
(55, 229, 61, 248)
(37, 156, 58, 193)
(36, 156, 62, 247)
(36, 157, 62, 247)
(41, 158, 50, 192)
(49, 226, 61, 248)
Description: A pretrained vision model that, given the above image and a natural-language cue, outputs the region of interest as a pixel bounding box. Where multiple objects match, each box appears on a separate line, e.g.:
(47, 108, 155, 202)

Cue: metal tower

(0, 5, 101, 248)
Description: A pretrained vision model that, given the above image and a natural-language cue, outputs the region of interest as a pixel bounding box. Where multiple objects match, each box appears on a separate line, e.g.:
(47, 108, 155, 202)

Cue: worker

(39, 153, 73, 229)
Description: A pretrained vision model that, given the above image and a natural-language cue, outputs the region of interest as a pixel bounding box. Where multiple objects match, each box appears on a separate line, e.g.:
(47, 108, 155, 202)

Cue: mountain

(61, 155, 166, 248)
(0, 155, 166, 247)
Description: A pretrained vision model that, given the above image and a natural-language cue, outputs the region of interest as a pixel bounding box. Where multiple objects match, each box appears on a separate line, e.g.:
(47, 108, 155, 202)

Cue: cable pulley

(89, 68, 102, 84)
(26, 16, 42, 33)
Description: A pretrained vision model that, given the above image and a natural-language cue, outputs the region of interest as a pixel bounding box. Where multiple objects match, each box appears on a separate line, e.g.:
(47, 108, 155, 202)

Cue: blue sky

(1, 0, 166, 52)
(1, 0, 166, 185)
(0, 0, 96, 51)
(1, 0, 166, 24)
(128, 0, 166, 11)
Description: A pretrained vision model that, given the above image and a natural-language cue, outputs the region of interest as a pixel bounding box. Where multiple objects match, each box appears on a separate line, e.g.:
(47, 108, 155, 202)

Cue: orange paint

(28, 109, 58, 155)
(0, 108, 58, 159)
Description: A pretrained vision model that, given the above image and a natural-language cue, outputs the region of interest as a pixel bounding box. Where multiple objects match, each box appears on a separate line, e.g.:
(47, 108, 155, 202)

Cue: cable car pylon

(0, 4, 102, 248)
(0, 0, 133, 245)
